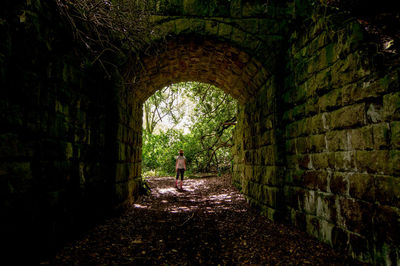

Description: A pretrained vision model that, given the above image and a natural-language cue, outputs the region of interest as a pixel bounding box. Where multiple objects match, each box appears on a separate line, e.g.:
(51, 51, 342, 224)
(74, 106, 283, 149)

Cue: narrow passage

(54, 175, 361, 265)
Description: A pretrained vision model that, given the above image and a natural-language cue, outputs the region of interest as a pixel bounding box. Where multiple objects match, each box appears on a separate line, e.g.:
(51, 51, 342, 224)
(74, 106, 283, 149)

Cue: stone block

(316, 192, 336, 221)
(314, 170, 329, 192)
(383, 92, 400, 121)
(244, 165, 253, 181)
(305, 214, 320, 239)
(305, 96, 318, 116)
(339, 198, 373, 237)
(288, 168, 302, 186)
(310, 114, 325, 135)
(349, 233, 370, 262)
(174, 18, 191, 34)
(330, 172, 349, 196)
(263, 186, 278, 208)
(285, 139, 296, 155)
(260, 130, 274, 146)
(326, 152, 336, 169)
(375, 175, 400, 208)
(304, 190, 316, 215)
(329, 103, 366, 130)
(355, 150, 389, 175)
(294, 210, 307, 231)
(341, 83, 355, 105)
(326, 130, 348, 152)
(389, 149, 400, 176)
(261, 166, 278, 186)
(318, 88, 342, 112)
(311, 153, 329, 169)
(218, 22, 233, 40)
(367, 103, 384, 123)
(332, 226, 349, 252)
(373, 205, 400, 245)
(284, 185, 296, 207)
(298, 154, 312, 170)
(189, 19, 205, 33)
(391, 121, 400, 149)
(334, 151, 356, 171)
(319, 220, 334, 245)
(348, 126, 373, 150)
(313, 68, 332, 95)
(372, 123, 390, 149)
(309, 134, 327, 153)
(253, 166, 265, 183)
(348, 173, 375, 202)
(296, 137, 309, 154)
(262, 145, 276, 166)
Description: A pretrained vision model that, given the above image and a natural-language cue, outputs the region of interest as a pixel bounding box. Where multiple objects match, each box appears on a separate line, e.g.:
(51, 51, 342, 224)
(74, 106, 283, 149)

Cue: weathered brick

(263, 186, 278, 208)
(332, 226, 349, 252)
(326, 130, 348, 151)
(296, 137, 310, 154)
(348, 126, 373, 150)
(375, 175, 400, 208)
(383, 92, 400, 121)
(316, 192, 336, 221)
(309, 134, 327, 153)
(389, 150, 400, 176)
(366, 103, 384, 123)
(329, 104, 366, 130)
(355, 150, 389, 175)
(339, 198, 374, 236)
(285, 139, 296, 154)
(348, 233, 370, 262)
(348, 173, 375, 202)
(372, 123, 390, 149)
(318, 88, 342, 112)
(261, 166, 280, 186)
(310, 114, 326, 134)
(373, 205, 400, 245)
(334, 151, 356, 171)
(311, 153, 329, 169)
(391, 121, 400, 149)
(304, 190, 316, 215)
(330, 172, 349, 196)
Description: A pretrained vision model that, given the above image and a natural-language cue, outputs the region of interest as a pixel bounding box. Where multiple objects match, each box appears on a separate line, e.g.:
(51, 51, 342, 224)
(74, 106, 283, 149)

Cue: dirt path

(53, 175, 363, 265)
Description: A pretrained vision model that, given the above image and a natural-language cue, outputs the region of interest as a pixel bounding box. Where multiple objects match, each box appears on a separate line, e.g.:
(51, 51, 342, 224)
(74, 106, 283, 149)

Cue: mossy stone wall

(0, 1, 136, 262)
(281, 15, 400, 264)
(231, 8, 400, 264)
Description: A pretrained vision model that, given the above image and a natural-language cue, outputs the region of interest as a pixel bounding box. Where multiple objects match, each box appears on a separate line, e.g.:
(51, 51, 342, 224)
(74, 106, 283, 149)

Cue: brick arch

(132, 36, 270, 103)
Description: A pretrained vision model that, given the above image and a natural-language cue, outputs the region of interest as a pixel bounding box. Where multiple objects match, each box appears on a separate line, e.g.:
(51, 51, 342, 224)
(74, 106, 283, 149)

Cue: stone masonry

(1, 0, 399, 264)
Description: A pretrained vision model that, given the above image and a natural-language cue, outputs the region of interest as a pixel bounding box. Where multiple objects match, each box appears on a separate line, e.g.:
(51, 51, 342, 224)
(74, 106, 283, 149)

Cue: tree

(142, 82, 237, 175)
(143, 84, 186, 134)
(186, 83, 237, 172)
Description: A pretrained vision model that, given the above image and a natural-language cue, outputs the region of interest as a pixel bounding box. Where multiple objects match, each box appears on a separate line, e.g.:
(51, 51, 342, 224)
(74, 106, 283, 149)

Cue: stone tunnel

(1, 0, 399, 264)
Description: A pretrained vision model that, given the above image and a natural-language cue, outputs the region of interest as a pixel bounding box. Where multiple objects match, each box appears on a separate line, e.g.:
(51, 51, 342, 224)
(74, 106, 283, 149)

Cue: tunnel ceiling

(132, 37, 270, 103)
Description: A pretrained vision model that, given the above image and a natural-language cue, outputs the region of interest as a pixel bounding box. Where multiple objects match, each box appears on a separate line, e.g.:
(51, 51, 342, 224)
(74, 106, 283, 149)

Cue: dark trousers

(176, 168, 184, 181)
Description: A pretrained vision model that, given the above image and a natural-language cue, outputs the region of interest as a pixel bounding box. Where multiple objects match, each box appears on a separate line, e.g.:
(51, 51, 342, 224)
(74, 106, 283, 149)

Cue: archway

(115, 35, 282, 204)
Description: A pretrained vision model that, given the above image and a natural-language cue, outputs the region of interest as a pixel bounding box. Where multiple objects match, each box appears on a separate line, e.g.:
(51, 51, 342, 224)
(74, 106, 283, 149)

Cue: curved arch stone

(131, 37, 270, 103)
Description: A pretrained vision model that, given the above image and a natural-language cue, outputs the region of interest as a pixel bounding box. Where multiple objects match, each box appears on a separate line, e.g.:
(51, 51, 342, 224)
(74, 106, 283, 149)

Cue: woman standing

(175, 149, 186, 189)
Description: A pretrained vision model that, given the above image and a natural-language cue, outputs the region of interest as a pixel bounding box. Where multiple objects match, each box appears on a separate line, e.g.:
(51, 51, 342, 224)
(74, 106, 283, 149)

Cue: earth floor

(52, 174, 365, 265)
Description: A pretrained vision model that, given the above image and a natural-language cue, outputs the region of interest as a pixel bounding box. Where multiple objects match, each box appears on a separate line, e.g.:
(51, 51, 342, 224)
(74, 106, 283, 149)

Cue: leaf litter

(53, 174, 366, 265)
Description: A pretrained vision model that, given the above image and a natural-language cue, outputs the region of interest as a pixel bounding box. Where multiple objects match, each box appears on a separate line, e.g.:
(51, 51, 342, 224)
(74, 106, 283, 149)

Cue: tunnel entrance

(2, 0, 400, 263)
(141, 82, 238, 177)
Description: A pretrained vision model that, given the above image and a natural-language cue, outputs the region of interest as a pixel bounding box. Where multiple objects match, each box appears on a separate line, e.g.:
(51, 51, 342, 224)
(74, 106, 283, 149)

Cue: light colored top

(176, 155, 186, 169)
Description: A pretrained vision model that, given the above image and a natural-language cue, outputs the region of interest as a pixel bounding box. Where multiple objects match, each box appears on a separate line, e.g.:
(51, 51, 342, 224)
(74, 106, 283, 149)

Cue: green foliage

(142, 82, 237, 176)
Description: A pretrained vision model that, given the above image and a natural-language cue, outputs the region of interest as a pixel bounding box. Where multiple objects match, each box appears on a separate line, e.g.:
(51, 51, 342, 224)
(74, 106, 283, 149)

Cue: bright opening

(142, 82, 238, 177)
